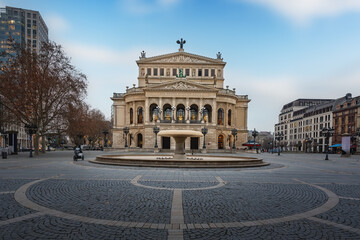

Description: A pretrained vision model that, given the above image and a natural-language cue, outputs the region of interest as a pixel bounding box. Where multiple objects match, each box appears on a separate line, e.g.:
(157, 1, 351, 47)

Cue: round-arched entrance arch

(137, 133, 143, 148)
(218, 134, 224, 149)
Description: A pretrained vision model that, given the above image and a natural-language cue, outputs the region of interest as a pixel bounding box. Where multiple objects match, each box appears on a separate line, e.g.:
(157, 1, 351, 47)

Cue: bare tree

(0, 40, 87, 154)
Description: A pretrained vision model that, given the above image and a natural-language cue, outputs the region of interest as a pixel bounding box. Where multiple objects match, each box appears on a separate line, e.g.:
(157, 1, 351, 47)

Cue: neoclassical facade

(111, 43, 250, 151)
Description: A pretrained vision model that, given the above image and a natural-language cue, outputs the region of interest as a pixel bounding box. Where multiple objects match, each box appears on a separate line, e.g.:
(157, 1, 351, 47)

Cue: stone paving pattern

(183, 183, 327, 223)
(183, 220, 360, 239)
(0, 151, 360, 239)
(27, 179, 172, 223)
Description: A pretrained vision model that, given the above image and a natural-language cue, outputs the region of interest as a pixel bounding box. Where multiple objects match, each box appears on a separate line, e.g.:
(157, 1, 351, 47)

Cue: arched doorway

(137, 133, 143, 148)
(218, 134, 224, 149)
(149, 103, 158, 122)
(204, 104, 212, 123)
(176, 104, 185, 123)
(190, 104, 198, 122)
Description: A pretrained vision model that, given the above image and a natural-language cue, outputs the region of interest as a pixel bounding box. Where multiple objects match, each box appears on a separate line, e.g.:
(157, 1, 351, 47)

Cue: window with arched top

(217, 108, 224, 125)
(176, 104, 185, 122)
(204, 104, 212, 123)
(149, 104, 158, 122)
(130, 108, 133, 124)
(137, 107, 143, 124)
(228, 109, 232, 126)
(190, 104, 198, 122)
(163, 104, 172, 122)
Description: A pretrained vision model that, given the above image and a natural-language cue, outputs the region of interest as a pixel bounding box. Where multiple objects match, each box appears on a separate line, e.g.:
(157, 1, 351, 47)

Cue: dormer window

(172, 68, 177, 76)
(198, 69, 202, 77)
(147, 68, 151, 76)
(211, 69, 215, 77)
(153, 68, 158, 76)
(160, 68, 164, 76)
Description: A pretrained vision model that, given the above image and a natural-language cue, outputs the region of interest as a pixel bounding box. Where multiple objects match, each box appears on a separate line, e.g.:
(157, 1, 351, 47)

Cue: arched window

(149, 104, 158, 122)
(217, 108, 224, 125)
(228, 109, 232, 126)
(130, 108, 133, 124)
(204, 104, 212, 123)
(137, 107, 143, 124)
(190, 104, 198, 122)
(176, 104, 185, 122)
(163, 104, 172, 122)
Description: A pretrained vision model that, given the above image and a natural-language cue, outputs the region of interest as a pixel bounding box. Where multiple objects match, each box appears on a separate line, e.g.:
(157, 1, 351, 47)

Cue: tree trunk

(34, 134, 39, 155)
(41, 135, 46, 153)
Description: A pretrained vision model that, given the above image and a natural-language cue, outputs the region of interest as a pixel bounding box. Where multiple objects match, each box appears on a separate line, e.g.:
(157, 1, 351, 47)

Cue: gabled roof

(144, 79, 218, 92)
(136, 51, 226, 65)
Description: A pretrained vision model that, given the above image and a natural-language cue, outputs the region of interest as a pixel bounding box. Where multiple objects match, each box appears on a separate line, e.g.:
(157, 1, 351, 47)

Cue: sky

(1, 0, 360, 132)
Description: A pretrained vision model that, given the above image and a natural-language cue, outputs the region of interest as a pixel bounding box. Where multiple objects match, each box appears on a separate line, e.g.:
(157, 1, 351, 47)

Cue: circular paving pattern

(14, 176, 341, 232)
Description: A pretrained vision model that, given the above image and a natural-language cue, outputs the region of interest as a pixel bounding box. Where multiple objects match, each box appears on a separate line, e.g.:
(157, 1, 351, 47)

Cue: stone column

(172, 97, 176, 122)
(145, 98, 149, 124)
(212, 99, 217, 126)
(159, 97, 163, 120)
(132, 102, 136, 126)
(199, 98, 203, 122)
(186, 98, 189, 123)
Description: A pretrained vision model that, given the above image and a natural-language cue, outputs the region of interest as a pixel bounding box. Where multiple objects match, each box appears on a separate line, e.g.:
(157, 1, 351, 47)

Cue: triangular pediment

(145, 80, 218, 92)
(137, 51, 225, 65)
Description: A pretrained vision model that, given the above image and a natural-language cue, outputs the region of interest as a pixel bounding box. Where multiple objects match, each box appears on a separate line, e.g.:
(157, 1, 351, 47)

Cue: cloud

(240, 0, 360, 25)
(45, 14, 69, 33)
(120, 0, 180, 15)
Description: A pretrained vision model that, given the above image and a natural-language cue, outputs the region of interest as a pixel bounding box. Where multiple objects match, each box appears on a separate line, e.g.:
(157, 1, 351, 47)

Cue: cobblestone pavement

(0, 150, 360, 239)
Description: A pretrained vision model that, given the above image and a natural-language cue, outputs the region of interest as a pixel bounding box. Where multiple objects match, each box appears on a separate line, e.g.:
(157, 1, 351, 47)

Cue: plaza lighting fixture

(201, 127, 208, 149)
(231, 128, 238, 150)
(320, 127, 334, 160)
(275, 133, 284, 156)
(25, 124, 37, 158)
(123, 127, 129, 148)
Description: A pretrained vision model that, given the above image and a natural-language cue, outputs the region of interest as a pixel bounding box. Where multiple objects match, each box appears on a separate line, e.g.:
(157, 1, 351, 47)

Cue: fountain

(158, 130, 202, 159)
(92, 130, 269, 168)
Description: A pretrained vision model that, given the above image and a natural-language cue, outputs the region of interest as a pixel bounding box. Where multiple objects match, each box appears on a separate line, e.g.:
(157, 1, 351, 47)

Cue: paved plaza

(0, 151, 360, 239)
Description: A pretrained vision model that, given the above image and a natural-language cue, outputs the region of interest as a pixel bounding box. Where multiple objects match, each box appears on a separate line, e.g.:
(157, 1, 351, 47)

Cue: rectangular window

(198, 69, 202, 77)
(33, 20, 37, 26)
(211, 69, 215, 76)
(185, 69, 190, 76)
(147, 68, 151, 76)
(27, 13, 31, 18)
(33, 29, 36, 35)
(204, 69, 209, 77)
(160, 68, 164, 76)
(32, 40, 36, 47)
(153, 68, 158, 76)
(33, 13, 37, 18)
(172, 68, 177, 76)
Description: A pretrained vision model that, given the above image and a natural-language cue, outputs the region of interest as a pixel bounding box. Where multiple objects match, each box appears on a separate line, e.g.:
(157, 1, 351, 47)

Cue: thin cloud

(120, 0, 180, 15)
(240, 0, 360, 25)
(45, 14, 69, 34)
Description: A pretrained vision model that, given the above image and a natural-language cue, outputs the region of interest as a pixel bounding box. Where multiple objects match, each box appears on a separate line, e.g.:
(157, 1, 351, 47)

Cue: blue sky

(2, 0, 360, 131)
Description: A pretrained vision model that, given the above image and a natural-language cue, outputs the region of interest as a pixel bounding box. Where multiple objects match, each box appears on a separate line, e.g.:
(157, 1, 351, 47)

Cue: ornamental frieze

(152, 55, 209, 64)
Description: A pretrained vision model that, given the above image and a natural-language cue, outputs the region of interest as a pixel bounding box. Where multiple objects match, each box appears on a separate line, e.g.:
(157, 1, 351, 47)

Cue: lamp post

(231, 128, 238, 150)
(123, 127, 129, 148)
(153, 126, 160, 149)
(320, 127, 334, 160)
(275, 132, 284, 156)
(252, 128, 258, 153)
(25, 124, 37, 158)
(102, 130, 109, 148)
(201, 127, 208, 149)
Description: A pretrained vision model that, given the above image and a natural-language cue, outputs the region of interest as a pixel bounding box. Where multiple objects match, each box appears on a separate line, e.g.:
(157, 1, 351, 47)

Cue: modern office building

(111, 41, 250, 150)
(0, 6, 48, 153)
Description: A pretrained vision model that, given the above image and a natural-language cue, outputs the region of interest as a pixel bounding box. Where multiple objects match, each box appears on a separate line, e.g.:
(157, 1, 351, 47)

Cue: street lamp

(201, 127, 208, 149)
(123, 127, 129, 148)
(25, 124, 37, 158)
(102, 130, 109, 148)
(252, 128, 258, 153)
(153, 126, 160, 149)
(231, 128, 238, 150)
(275, 132, 284, 156)
(320, 127, 334, 160)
